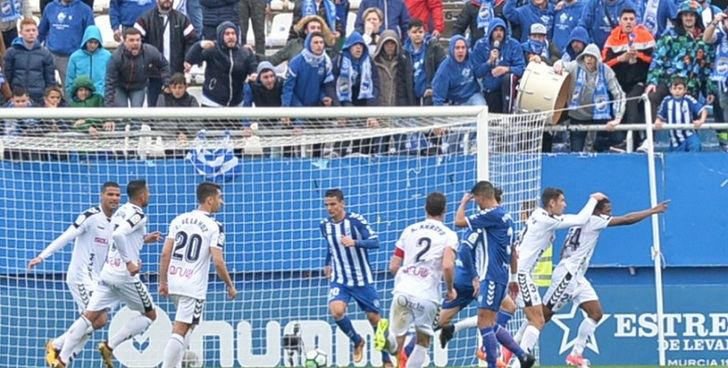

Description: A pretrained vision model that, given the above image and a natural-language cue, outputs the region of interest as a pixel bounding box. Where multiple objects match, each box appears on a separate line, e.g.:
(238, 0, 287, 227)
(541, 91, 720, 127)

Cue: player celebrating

(48, 180, 162, 368)
(454, 181, 535, 368)
(159, 182, 237, 368)
(374, 192, 458, 368)
(320, 188, 392, 366)
(513, 188, 607, 358)
(31, 182, 121, 366)
(542, 198, 669, 367)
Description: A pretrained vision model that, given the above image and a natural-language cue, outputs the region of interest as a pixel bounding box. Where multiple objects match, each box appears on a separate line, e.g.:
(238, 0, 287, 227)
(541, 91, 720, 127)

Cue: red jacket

(405, 0, 444, 33)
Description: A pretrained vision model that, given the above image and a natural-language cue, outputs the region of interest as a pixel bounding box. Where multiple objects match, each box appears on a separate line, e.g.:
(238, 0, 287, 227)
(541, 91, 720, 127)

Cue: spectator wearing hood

(355, 0, 410, 38)
(578, 0, 639, 48)
(373, 29, 414, 107)
(4, 18, 56, 105)
(602, 7, 654, 145)
(334, 31, 378, 106)
(200, 0, 239, 40)
(704, 6, 728, 151)
(68, 75, 110, 136)
(282, 32, 335, 107)
(38, 0, 94, 88)
(65, 25, 111, 98)
(552, 0, 585, 53)
(404, 18, 445, 105)
(504, 0, 554, 42)
(405, 0, 444, 37)
(555, 43, 626, 152)
(185, 21, 257, 106)
(244, 61, 283, 107)
(521, 22, 550, 64)
(645, 0, 713, 124)
(432, 35, 483, 106)
(110, 0, 156, 43)
(471, 17, 525, 113)
(452, 0, 506, 47)
(551, 25, 588, 62)
(261, 15, 335, 66)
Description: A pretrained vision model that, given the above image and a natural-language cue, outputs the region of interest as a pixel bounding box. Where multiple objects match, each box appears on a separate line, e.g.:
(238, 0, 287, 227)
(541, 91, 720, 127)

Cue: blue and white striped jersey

(321, 212, 378, 286)
(657, 95, 705, 147)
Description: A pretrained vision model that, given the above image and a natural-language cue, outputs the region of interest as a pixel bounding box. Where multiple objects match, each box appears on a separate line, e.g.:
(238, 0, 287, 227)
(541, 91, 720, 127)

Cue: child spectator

(69, 75, 115, 136)
(156, 72, 199, 107)
(65, 25, 112, 99)
(4, 87, 40, 137)
(655, 77, 707, 152)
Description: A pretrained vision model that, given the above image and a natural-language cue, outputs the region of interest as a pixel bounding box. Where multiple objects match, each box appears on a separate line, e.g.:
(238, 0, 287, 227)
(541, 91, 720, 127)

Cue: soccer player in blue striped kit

(320, 189, 393, 367)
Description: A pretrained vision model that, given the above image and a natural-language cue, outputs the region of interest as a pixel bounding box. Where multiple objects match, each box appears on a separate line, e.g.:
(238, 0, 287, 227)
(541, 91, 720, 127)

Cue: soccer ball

(305, 349, 328, 368)
(181, 350, 203, 368)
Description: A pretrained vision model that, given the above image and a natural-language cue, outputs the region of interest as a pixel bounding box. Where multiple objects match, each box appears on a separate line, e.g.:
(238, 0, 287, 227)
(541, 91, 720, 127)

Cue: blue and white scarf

(712, 25, 728, 92)
(570, 63, 612, 120)
(302, 34, 334, 84)
(476, 0, 494, 30)
(302, 0, 337, 33)
(522, 39, 550, 60)
(186, 130, 240, 182)
(643, 0, 660, 35)
(336, 52, 374, 102)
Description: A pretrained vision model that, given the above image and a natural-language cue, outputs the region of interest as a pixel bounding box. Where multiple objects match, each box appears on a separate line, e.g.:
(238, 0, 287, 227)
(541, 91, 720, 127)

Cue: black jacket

(135, 8, 198, 74)
(105, 43, 171, 106)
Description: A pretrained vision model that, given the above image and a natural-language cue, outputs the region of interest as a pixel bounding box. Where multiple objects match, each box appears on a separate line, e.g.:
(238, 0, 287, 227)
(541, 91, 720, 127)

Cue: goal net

(0, 106, 547, 368)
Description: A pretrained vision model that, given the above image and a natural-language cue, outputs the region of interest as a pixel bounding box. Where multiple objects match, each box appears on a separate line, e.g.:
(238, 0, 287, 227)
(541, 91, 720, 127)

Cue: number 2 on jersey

(173, 231, 202, 262)
(414, 237, 431, 262)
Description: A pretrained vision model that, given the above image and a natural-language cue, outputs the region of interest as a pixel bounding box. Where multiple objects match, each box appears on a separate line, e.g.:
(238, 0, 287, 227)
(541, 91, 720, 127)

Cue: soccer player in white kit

(159, 182, 237, 368)
(374, 192, 458, 368)
(513, 188, 607, 358)
(542, 198, 669, 367)
(30, 182, 121, 367)
(49, 180, 163, 368)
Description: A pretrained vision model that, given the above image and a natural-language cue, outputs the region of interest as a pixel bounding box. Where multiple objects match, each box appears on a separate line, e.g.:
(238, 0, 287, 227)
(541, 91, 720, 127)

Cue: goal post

(0, 106, 547, 368)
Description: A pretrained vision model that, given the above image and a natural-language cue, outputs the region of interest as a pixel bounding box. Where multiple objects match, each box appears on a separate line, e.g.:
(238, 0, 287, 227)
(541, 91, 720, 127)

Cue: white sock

(514, 320, 528, 344)
(386, 332, 399, 355)
(108, 315, 152, 349)
(454, 316, 478, 333)
(59, 316, 93, 363)
(572, 317, 597, 356)
(52, 333, 66, 350)
(71, 327, 94, 359)
(406, 344, 428, 368)
(162, 333, 186, 368)
(520, 325, 541, 355)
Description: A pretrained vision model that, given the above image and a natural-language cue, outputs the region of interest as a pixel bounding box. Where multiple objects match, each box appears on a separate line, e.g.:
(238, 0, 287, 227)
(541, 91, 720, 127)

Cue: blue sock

(404, 337, 416, 357)
(496, 310, 513, 328)
(371, 322, 391, 362)
(335, 317, 362, 345)
(480, 326, 498, 368)
(494, 324, 526, 360)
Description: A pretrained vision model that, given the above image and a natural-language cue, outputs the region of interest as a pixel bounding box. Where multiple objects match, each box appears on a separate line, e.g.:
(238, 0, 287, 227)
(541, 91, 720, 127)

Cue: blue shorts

(477, 280, 506, 311)
(441, 284, 476, 311)
(328, 282, 381, 314)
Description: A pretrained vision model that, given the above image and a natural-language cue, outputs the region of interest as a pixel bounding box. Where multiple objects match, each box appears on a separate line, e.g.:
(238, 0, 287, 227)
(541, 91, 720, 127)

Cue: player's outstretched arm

(211, 247, 237, 300)
(28, 226, 83, 269)
(158, 238, 174, 297)
(609, 200, 670, 227)
(454, 193, 474, 228)
(557, 192, 607, 229)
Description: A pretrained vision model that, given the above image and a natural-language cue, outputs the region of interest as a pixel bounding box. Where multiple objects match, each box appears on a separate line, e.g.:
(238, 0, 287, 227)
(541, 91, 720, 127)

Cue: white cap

(530, 23, 547, 35)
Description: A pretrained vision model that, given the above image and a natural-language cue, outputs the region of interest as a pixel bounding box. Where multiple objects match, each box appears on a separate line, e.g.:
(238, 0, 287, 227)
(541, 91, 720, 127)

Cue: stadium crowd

(0, 0, 727, 153)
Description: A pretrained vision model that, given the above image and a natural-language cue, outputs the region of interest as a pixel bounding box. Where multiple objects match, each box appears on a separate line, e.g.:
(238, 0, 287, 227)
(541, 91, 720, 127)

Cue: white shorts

(86, 279, 155, 313)
(542, 265, 598, 312)
(516, 272, 542, 307)
(67, 282, 95, 313)
(170, 295, 205, 325)
(388, 293, 439, 337)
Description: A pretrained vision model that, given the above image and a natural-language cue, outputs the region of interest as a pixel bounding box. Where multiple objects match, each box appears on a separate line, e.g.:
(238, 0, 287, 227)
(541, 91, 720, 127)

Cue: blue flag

(186, 130, 240, 182)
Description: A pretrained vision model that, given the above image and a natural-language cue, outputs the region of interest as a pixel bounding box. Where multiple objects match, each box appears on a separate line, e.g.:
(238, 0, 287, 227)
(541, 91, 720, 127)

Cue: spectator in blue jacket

(39, 0, 94, 88)
(641, 0, 677, 38)
(503, 0, 554, 42)
(521, 22, 550, 64)
(201, 0, 239, 40)
(4, 18, 56, 105)
(355, 0, 410, 38)
(110, 0, 156, 42)
(552, 25, 588, 62)
(471, 17, 525, 113)
(551, 0, 585, 53)
(404, 18, 446, 105)
(185, 21, 257, 106)
(65, 25, 111, 98)
(334, 31, 378, 106)
(283, 32, 335, 108)
(432, 35, 483, 106)
(578, 0, 638, 48)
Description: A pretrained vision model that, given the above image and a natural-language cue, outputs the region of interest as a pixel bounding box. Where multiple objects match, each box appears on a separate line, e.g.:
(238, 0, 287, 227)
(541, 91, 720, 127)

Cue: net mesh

(0, 108, 547, 367)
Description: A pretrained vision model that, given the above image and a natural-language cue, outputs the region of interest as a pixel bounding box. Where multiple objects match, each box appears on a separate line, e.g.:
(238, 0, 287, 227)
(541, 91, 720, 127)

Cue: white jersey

(393, 219, 458, 303)
(559, 214, 611, 278)
(166, 210, 224, 300)
(39, 206, 113, 285)
(101, 202, 148, 284)
(516, 198, 598, 274)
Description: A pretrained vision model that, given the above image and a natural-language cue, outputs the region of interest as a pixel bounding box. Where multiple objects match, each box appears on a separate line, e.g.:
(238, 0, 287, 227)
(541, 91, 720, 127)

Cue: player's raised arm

(557, 192, 607, 229)
(609, 200, 670, 227)
(211, 247, 237, 300)
(454, 193, 474, 228)
(158, 237, 175, 297)
(28, 226, 84, 269)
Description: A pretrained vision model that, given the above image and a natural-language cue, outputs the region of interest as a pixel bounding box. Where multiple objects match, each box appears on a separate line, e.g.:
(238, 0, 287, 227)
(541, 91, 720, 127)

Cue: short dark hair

(594, 198, 611, 213)
(324, 188, 344, 201)
(308, 31, 324, 43)
(124, 27, 142, 39)
(169, 72, 187, 86)
(44, 85, 62, 97)
(408, 19, 425, 30)
(197, 182, 221, 203)
(671, 76, 686, 88)
(101, 181, 120, 193)
(620, 7, 637, 17)
(470, 180, 495, 199)
(12, 86, 28, 98)
(425, 192, 446, 216)
(494, 186, 503, 204)
(127, 179, 147, 199)
(541, 187, 564, 207)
